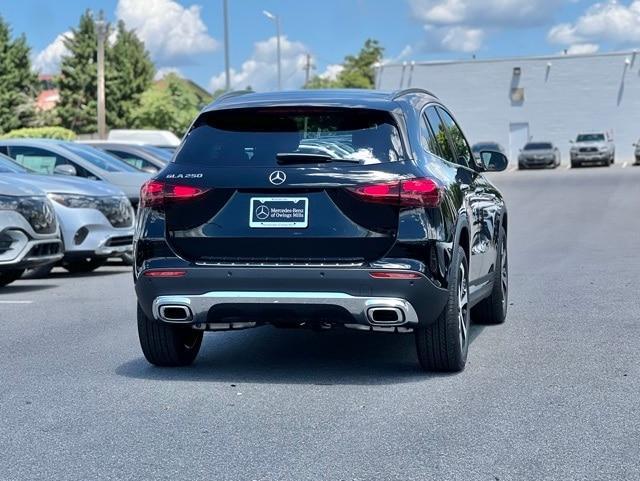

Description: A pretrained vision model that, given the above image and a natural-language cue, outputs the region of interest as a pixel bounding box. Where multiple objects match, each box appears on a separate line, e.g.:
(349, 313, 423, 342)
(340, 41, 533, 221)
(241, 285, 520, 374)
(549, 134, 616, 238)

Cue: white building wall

(377, 52, 640, 163)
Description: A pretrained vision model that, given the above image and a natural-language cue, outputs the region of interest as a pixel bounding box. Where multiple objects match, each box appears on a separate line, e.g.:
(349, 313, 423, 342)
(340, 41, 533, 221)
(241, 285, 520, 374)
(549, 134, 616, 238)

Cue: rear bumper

(135, 266, 448, 329)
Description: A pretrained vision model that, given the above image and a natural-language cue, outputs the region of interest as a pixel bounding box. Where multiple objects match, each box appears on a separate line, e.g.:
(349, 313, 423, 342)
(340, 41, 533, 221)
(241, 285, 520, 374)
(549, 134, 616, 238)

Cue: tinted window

(106, 150, 157, 172)
(436, 107, 473, 168)
(140, 146, 173, 162)
(424, 106, 455, 163)
(576, 134, 605, 142)
(64, 144, 139, 172)
(8, 146, 93, 177)
(0, 154, 29, 173)
(420, 114, 442, 158)
(175, 108, 407, 167)
(524, 143, 553, 150)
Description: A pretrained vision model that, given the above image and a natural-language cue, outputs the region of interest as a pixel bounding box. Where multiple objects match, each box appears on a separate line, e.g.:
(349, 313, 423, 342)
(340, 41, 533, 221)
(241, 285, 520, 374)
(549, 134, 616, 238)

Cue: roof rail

(391, 88, 438, 100)
(213, 90, 253, 103)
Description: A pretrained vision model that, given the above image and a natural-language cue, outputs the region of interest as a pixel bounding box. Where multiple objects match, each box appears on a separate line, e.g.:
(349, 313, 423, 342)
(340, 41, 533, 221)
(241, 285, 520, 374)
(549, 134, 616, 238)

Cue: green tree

(305, 39, 384, 90)
(0, 15, 39, 134)
(57, 12, 154, 134)
(106, 20, 154, 128)
(56, 11, 99, 134)
(131, 73, 200, 136)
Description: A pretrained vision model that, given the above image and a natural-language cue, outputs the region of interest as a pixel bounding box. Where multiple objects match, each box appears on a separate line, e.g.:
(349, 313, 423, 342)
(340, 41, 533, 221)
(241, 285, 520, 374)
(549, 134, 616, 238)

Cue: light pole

(95, 13, 107, 139)
(262, 10, 281, 90)
(223, 0, 231, 91)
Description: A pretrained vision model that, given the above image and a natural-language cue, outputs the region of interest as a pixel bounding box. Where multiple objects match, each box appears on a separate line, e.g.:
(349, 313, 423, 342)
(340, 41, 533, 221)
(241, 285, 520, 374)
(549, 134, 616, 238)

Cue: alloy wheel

(458, 262, 470, 354)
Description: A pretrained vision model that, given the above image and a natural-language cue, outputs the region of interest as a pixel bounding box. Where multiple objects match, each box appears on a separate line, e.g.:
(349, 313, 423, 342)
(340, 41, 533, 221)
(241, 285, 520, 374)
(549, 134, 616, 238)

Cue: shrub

(1, 126, 77, 140)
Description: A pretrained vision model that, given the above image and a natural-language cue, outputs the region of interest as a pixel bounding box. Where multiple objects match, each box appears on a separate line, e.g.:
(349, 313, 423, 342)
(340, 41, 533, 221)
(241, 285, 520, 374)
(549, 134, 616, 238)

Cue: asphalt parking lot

(1, 164, 639, 481)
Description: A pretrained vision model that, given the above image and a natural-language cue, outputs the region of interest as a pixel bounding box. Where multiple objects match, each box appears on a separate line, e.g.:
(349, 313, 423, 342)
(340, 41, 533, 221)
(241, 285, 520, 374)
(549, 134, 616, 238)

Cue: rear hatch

(159, 106, 415, 264)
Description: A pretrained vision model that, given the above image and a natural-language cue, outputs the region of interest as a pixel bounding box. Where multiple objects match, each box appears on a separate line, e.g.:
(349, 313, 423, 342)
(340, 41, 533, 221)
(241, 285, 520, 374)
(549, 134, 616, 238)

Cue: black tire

(0, 269, 25, 287)
(473, 226, 508, 325)
(415, 245, 470, 372)
(24, 263, 54, 279)
(120, 253, 134, 266)
(61, 257, 106, 274)
(137, 304, 203, 367)
(571, 161, 580, 168)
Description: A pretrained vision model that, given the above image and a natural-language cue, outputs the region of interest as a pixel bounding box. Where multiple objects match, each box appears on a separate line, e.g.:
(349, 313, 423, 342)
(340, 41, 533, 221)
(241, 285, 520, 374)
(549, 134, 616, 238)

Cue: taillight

(348, 178, 441, 207)
(140, 180, 208, 209)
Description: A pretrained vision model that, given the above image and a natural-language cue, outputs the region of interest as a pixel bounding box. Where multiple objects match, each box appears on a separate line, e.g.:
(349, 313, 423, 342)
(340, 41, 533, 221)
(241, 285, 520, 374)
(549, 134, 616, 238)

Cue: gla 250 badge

(165, 173, 203, 179)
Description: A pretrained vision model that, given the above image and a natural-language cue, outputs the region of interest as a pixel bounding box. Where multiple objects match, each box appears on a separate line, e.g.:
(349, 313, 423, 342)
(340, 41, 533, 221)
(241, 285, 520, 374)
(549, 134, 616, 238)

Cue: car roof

(204, 88, 439, 113)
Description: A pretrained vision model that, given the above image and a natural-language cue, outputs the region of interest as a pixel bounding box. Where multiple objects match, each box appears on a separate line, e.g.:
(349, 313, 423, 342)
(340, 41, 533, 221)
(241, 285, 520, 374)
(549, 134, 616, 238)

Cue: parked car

(518, 142, 561, 169)
(472, 142, 506, 163)
(0, 177, 63, 286)
(78, 141, 172, 173)
(0, 139, 151, 209)
(570, 132, 615, 167)
(107, 129, 180, 148)
(133, 89, 509, 373)
(0, 154, 134, 273)
(634, 139, 640, 165)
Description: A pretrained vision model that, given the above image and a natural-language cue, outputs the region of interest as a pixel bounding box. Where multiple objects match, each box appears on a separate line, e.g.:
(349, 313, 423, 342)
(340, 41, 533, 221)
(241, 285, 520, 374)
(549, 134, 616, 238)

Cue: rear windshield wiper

(276, 153, 361, 165)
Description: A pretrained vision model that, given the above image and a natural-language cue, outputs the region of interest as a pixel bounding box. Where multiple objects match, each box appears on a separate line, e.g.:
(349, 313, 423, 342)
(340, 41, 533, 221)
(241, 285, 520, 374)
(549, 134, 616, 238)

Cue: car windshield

(524, 143, 553, 150)
(0, 154, 30, 173)
(140, 145, 174, 161)
(577, 134, 605, 142)
(472, 143, 499, 152)
(175, 107, 407, 166)
(64, 143, 139, 172)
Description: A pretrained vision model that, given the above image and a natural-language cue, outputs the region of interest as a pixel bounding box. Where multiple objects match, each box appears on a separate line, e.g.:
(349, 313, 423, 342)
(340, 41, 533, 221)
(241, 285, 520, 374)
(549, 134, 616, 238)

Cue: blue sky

(3, 0, 640, 91)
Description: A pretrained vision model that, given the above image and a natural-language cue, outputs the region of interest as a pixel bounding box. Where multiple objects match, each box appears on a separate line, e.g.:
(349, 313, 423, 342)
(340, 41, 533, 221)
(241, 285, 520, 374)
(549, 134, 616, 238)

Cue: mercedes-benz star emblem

(255, 204, 270, 220)
(269, 170, 286, 185)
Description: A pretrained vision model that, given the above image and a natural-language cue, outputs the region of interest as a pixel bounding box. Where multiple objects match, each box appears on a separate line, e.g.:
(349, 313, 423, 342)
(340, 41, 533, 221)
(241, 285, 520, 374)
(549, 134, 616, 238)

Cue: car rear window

(524, 143, 553, 150)
(174, 107, 407, 166)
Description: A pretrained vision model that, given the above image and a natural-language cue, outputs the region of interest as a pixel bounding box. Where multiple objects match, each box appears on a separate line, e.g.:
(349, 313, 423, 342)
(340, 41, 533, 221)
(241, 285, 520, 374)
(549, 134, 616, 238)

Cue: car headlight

(0, 195, 20, 210)
(599, 146, 608, 152)
(570, 147, 578, 153)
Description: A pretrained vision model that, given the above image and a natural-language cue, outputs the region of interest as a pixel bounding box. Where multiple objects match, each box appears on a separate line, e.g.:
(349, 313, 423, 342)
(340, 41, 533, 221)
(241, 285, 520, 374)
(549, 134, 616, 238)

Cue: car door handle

(460, 183, 470, 192)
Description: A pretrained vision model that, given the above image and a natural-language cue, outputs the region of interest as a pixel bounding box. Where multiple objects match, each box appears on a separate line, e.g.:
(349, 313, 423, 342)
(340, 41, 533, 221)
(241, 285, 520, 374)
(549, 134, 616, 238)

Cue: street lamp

(95, 12, 107, 139)
(262, 10, 282, 90)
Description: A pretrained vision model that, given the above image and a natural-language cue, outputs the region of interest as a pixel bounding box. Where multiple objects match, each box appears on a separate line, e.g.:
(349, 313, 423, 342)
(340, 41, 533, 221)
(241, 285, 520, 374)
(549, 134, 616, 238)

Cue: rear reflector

(143, 270, 187, 278)
(348, 178, 441, 207)
(140, 180, 209, 209)
(369, 271, 422, 279)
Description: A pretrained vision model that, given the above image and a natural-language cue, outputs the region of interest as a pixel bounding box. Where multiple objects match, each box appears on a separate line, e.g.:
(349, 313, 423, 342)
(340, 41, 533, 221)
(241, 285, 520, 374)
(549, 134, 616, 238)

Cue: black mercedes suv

(134, 89, 509, 372)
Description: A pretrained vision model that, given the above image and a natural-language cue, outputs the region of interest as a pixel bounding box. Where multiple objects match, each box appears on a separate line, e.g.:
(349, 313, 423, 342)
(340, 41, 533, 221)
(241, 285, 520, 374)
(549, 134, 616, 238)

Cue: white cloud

(318, 64, 344, 80)
(116, 0, 218, 64)
(565, 43, 600, 55)
(33, 31, 72, 73)
(548, 1, 640, 46)
(423, 25, 484, 52)
(409, 0, 567, 27)
(210, 36, 309, 92)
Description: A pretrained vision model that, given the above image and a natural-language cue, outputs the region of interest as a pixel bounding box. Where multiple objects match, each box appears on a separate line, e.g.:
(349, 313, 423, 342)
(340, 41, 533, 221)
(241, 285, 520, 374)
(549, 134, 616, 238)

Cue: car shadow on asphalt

(116, 324, 486, 386)
(0, 283, 58, 294)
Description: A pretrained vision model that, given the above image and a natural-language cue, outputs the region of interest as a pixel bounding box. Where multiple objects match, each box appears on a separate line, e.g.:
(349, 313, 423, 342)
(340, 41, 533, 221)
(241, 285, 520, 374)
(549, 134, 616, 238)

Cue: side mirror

(54, 164, 77, 176)
(480, 151, 509, 172)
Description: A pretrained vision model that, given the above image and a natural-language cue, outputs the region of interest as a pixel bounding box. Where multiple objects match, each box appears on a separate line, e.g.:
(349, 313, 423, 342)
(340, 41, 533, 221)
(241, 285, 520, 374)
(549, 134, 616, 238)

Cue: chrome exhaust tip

(366, 306, 406, 326)
(158, 304, 193, 323)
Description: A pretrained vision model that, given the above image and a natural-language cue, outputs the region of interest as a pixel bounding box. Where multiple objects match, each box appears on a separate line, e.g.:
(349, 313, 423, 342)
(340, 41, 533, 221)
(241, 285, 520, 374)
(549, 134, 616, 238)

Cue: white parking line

(0, 300, 33, 304)
(508, 165, 517, 172)
(622, 162, 628, 168)
(564, 164, 571, 170)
